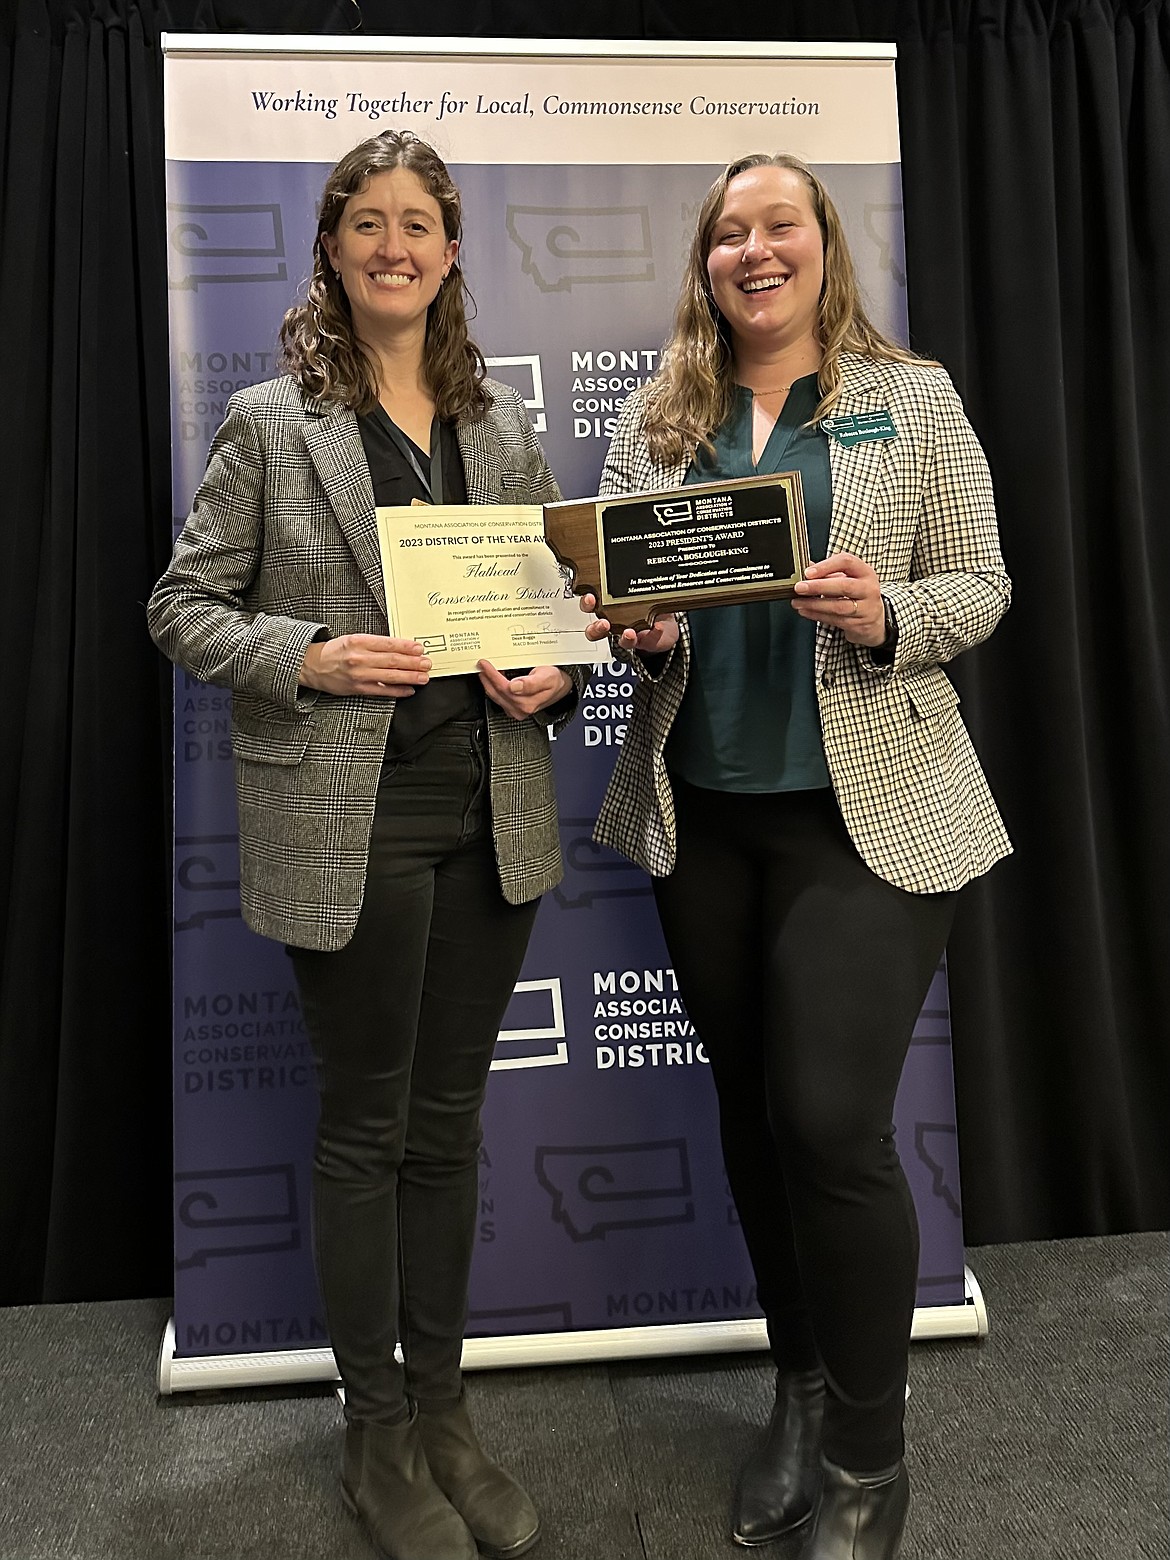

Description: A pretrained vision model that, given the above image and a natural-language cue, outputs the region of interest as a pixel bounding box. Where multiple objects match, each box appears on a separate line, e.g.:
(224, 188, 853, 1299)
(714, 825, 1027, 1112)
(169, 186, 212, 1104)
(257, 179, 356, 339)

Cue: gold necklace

(747, 384, 792, 397)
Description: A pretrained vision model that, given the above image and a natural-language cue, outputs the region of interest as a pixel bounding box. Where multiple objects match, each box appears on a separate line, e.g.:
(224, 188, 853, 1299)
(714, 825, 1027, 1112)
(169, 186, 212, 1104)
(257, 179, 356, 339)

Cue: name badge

(822, 411, 898, 448)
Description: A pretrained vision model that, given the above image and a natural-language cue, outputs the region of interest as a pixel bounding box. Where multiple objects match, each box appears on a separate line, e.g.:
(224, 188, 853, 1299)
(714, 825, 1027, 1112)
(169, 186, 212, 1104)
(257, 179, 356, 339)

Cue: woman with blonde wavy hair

(150, 129, 581, 1560)
(584, 152, 1010, 1560)
(642, 152, 924, 468)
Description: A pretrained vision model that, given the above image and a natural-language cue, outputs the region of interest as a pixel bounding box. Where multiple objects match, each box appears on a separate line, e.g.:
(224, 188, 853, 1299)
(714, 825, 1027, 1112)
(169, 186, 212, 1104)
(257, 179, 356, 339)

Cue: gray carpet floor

(0, 1233, 1165, 1559)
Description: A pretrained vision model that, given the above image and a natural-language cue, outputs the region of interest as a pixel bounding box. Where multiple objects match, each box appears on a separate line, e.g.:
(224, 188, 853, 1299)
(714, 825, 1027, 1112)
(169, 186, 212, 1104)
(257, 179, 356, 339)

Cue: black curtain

(1, 0, 174, 1305)
(889, 0, 1170, 1241)
(1, 0, 1166, 1305)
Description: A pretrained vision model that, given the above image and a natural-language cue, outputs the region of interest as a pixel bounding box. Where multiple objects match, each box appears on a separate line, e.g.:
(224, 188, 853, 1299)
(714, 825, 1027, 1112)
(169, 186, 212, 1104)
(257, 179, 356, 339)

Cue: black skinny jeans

(289, 720, 538, 1425)
(653, 780, 956, 1471)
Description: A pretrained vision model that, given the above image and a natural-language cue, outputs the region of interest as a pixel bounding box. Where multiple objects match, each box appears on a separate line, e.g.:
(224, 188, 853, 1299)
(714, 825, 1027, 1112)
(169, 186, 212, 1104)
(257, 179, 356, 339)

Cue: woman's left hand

(478, 661, 572, 720)
(792, 552, 888, 648)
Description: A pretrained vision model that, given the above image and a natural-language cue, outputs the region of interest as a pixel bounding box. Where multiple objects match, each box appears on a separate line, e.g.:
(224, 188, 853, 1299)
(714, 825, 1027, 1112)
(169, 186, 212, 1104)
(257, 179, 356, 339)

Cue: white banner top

(163, 36, 899, 165)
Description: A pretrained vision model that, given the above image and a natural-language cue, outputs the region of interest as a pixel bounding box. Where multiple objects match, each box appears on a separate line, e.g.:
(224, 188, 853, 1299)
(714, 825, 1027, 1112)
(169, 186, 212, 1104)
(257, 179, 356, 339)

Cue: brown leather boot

(732, 1368, 825, 1545)
(341, 1415, 477, 1560)
(416, 1394, 541, 1558)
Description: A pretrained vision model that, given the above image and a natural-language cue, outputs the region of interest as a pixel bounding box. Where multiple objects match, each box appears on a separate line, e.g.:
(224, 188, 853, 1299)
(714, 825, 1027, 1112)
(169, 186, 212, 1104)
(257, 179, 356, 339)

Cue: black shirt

(357, 406, 485, 757)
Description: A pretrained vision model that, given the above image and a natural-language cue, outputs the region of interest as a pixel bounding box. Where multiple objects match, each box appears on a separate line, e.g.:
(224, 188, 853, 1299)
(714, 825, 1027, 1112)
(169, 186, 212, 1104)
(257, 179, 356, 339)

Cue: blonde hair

(643, 153, 927, 466)
(280, 130, 487, 421)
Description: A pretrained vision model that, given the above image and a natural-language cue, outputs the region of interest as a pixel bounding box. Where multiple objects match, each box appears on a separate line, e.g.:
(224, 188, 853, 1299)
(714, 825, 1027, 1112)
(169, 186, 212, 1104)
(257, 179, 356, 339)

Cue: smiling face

(320, 166, 458, 346)
(705, 164, 825, 358)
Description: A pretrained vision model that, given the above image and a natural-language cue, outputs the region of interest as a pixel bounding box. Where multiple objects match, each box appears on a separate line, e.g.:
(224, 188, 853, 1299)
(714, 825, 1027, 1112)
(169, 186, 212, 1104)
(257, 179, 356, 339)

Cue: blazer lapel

(301, 395, 388, 619)
(812, 355, 899, 679)
(661, 455, 690, 492)
(825, 354, 897, 560)
(455, 413, 498, 506)
(301, 396, 508, 623)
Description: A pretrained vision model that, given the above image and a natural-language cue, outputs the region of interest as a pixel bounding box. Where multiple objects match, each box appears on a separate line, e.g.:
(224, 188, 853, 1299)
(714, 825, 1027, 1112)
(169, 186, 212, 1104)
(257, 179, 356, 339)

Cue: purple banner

(165, 152, 965, 1365)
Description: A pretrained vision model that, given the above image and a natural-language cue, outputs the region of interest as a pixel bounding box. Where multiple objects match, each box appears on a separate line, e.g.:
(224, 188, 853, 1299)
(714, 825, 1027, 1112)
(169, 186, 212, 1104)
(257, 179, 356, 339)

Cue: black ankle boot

(731, 1369, 825, 1546)
(796, 1458, 909, 1560)
(341, 1415, 477, 1560)
(416, 1393, 541, 1559)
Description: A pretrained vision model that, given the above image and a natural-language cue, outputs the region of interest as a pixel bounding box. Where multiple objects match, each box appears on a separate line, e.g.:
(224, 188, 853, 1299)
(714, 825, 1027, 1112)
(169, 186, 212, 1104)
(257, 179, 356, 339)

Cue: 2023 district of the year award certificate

(376, 505, 608, 676)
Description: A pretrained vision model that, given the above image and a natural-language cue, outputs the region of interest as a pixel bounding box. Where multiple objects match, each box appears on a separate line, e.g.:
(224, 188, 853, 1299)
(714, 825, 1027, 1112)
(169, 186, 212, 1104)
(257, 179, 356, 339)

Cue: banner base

(158, 1265, 989, 1394)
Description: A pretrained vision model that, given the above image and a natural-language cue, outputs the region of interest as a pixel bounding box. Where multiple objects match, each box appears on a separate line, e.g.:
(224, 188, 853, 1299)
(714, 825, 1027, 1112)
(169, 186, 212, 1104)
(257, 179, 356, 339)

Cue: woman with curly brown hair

(584, 153, 1011, 1560)
(150, 130, 580, 1560)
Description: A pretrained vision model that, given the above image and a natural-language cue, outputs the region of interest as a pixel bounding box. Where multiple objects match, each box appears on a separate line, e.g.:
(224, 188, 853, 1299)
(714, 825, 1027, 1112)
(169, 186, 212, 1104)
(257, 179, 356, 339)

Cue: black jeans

(653, 780, 956, 1470)
(289, 720, 539, 1424)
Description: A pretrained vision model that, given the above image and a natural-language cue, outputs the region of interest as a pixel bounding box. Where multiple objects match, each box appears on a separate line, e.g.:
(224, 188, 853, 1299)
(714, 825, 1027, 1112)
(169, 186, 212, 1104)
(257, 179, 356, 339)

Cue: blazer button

(821, 671, 835, 688)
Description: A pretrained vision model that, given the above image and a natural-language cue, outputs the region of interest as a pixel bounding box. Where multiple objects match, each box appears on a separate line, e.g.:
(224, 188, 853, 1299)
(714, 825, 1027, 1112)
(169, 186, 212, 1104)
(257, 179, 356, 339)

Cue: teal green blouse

(665, 373, 833, 792)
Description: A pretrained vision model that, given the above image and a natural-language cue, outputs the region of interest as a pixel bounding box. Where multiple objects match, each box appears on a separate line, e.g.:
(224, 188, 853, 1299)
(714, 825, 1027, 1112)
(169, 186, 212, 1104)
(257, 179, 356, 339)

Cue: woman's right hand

(298, 634, 431, 697)
(579, 593, 680, 656)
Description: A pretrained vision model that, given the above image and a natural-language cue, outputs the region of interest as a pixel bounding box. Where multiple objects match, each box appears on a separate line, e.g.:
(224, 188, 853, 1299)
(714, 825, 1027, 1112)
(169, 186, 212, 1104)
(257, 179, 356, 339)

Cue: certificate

(376, 504, 608, 676)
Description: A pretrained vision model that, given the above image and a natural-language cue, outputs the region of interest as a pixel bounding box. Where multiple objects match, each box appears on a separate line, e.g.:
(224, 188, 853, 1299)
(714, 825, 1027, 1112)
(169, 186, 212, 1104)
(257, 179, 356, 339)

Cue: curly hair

(643, 153, 927, 467)
(280, 130, 487, 421)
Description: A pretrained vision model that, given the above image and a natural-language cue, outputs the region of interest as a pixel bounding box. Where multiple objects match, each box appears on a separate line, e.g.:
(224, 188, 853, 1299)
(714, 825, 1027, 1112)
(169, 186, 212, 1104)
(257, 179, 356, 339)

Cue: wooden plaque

(544, 472, 809, 635)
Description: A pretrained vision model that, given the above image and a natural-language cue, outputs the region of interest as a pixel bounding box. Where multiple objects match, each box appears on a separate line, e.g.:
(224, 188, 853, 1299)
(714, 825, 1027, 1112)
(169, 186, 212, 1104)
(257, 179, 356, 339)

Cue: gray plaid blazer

(594, 353, 1013, 894)
(149, 374, 582, 950)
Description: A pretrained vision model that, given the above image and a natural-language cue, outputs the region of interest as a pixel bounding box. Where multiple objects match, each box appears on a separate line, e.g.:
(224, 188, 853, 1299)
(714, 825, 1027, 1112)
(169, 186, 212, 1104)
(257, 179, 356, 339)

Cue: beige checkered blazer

(149, 375, 581, 950)
(593, 353, 1013, 894)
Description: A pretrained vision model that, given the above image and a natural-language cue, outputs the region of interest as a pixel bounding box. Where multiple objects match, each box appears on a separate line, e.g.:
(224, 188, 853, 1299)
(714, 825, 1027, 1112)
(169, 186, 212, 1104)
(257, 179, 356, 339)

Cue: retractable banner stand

(159, 37, 987, 1392)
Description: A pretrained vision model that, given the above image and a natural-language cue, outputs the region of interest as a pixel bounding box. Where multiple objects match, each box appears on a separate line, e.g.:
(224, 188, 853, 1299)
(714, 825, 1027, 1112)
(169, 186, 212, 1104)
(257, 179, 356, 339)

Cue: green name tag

(822, 411, 897, 448)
